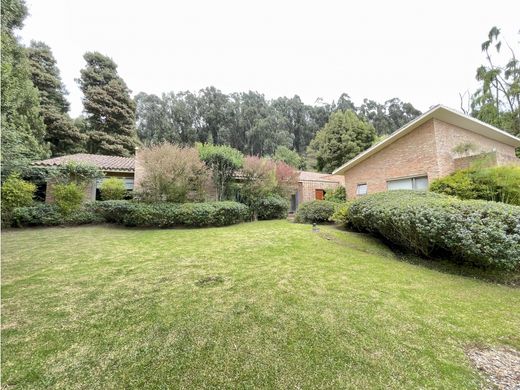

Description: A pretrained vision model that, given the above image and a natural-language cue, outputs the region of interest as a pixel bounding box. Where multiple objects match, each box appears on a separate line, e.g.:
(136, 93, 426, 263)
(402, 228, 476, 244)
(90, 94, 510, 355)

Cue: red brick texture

(342, 118, 519, 199)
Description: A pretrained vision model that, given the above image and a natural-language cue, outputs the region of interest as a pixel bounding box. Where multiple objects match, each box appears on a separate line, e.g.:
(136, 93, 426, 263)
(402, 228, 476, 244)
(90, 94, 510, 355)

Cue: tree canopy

(1, 0, 49, 175)
(469, 27, 520, 143)
(77, 52, 139, 156)
(308, 110, 376, 173)
(27, 41, 85, 156)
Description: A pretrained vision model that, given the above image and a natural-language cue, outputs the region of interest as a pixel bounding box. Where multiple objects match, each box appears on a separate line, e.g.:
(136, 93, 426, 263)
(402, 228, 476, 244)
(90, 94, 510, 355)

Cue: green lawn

(2, 221, 519, 389)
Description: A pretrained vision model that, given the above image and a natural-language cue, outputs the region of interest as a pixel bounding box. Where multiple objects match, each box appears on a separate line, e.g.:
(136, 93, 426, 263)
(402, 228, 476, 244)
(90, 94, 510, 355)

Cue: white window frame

(387, 175, 428, 191)
(356, 183, 368, 196)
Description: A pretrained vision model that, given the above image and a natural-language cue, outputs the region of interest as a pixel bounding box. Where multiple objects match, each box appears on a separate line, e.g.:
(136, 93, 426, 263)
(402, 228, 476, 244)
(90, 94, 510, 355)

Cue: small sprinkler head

(312, 222, 319, 232)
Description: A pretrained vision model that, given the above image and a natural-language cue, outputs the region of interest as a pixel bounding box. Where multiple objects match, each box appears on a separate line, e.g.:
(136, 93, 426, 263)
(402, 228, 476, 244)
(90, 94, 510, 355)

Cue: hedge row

(256, 195, 289, 220)
(11, 201, 251, 228)
(347, 191, 520, 270)
(294, 200, 338, 223)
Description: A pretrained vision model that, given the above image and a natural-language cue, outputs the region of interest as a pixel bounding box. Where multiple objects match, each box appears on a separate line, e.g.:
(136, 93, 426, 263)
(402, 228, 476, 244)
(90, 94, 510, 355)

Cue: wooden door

(315, 189, 324, 200)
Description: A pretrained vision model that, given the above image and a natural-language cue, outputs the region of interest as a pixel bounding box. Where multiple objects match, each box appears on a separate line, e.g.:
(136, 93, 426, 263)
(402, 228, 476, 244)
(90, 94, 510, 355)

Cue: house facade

(333, 105, 520, 199)
(33, 153, 135, 202)
(290, 171, 345, 212)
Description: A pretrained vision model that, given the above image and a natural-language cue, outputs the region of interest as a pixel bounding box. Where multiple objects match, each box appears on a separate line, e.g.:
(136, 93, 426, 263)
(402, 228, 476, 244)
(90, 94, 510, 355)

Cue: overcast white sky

(19, 0, 520, 117)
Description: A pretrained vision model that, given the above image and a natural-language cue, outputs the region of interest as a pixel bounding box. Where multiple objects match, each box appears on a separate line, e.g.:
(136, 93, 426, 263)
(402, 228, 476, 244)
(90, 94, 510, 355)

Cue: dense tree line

(135, 90, 422, 159)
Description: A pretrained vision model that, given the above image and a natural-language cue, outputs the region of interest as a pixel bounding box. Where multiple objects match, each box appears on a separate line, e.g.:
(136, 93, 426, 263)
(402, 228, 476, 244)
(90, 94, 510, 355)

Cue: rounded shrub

(330, 201, 353, 226)
(100, 177, 127, 200)
(348, 190, 520, 270)
(257, 195, 289, 220)
(53, 182, 84, 215)
(1, 174, 36, 211)
(294, 200, 338, 223)
(12, 204, 102, 227)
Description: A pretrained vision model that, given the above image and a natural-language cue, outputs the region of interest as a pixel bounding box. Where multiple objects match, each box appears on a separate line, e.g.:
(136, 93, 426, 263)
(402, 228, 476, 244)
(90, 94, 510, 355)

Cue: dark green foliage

(348, 191, 520, 270)
(77, 52, 138, 156)
(89, 200, 249, 228)
(272, 146, 306, 169)
(198, 143, 244, 200)
(294, 200, 338, 223)
(135, 89, 420, 158)
(11, 201, 249, 228)
(256, 195, 289, 220)
(430, 166, 520, 205)
(11, 204, 102, 227)
(1, 0, 49, 175)
(308, 110, 376, 173)
(27, 41, 85, 156)
(324, 186, 346, 203)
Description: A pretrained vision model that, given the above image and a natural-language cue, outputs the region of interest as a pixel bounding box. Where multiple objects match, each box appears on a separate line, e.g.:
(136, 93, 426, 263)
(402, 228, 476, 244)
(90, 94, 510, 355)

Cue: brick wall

(433, 119, 517, 176)
(342, 118, 519, 199)
(343, 119, 439, 199)
(297, 180, 341, 205)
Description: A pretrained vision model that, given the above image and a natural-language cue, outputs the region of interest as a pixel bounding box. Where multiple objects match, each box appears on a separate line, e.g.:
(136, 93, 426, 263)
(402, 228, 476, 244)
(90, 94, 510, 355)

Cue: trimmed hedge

(12, 204, 103, 227)
(257, 195, 289, 220)
(90, 200, 250, 227)
(11, 201, 250, 228)
(294, 200, 338, 223)
(348, 190, 520, 270)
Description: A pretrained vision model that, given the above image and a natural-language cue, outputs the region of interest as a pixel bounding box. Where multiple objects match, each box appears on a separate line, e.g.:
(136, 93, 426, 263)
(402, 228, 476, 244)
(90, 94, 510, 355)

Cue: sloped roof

(32, 153, 135, 172)
(298, 171, 343, 183)
(333, 105, 520, 175)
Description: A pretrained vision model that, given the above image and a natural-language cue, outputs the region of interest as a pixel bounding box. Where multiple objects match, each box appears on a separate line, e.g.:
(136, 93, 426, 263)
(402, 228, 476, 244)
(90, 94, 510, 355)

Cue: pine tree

(77, 52, 138, 156)
(27, 41, 85, 156)
(1, 0, 49, 174)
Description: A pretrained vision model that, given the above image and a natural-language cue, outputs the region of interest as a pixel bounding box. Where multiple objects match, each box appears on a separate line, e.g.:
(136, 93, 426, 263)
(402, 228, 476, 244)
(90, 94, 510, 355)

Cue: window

(356, 183, 368, 196)
(387, 176, 428, 191)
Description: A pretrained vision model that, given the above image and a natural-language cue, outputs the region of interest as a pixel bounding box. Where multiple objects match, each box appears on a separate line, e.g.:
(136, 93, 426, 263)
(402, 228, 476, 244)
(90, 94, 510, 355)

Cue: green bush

(294, 200, 338, 223)
(53, 182, 85, 215)
(12, 204, 102, 227)
(257, 195, 289, 220)
(1, 174, 36, 211)
(430, 165, 520, 205)
(330, 201, 353, 226)
(348, 191, 520, 270)
(100, 177, 127, 200)
(324, 186, 346, 203)
(91, 200, 249, 228)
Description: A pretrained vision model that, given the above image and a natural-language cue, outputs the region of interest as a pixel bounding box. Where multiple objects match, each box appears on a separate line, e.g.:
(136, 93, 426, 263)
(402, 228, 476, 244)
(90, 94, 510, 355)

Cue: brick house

(333, 105, 520, 199)
(33, 153, 135, 202)
(290, 171, 345, 212)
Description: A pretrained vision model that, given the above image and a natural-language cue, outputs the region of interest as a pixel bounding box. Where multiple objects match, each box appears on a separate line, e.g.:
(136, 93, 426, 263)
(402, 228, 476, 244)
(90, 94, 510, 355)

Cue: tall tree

(471, 27, 520, 141)
(308, 110, 376, 173)
(1, 0, 49, 175)
(27, 41, 85, 156)
(357, 98, 421, 136)
(77, 52, 138, 156)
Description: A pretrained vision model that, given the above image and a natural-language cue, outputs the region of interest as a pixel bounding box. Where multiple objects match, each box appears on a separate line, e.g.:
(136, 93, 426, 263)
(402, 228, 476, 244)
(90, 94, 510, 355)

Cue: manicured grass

(2, 221, 519, 389)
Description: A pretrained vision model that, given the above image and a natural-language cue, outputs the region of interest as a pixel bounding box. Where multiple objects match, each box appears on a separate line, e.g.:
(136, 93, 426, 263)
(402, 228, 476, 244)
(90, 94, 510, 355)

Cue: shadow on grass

(322, 225, 520, 288)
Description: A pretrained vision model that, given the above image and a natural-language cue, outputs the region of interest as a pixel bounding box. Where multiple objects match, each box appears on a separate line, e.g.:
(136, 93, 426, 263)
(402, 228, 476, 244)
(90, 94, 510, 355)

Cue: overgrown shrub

(100, 177, 127, 200)
(348, 191, 520, 270)
(294, 200, 338, 223)
(430, 165, 520, 205)
(1, 174, 36, 210)
(53, 182, 84, 214)
(12, 204, 102, 227)
(324, 186, 347, 203)
(330, 201, 353, 225)
(138, 143, 210, 202)
(257, 195, 289, 220)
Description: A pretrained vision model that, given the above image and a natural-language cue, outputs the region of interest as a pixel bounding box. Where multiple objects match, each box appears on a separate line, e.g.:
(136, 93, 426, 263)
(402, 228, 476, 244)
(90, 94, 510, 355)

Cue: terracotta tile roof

(32, 153, 135, 172)
(298, 171, 343, 183)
